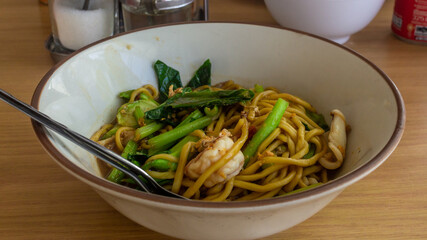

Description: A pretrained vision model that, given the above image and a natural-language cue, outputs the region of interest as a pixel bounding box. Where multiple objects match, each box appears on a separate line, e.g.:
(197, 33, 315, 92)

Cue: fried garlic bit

(319, 109, 348, 170)
(168, 85, 183, 97)
(185, 129, 244, 188)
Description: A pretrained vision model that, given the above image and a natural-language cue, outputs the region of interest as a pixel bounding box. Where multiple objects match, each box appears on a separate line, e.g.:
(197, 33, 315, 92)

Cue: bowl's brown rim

(31, 21, 405, 208)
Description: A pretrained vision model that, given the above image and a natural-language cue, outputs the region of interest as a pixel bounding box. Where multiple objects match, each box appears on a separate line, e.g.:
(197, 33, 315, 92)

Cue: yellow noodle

(254, 188, 282, 200)
(286, 135, 296, 156)
(236, 164, 286, 181)
(302, 165, 323, 177)
(240, 160, 263, 175)
(265, 140, 284, 153)
(279, 120, 298, 141)
(268, 93, 315, 112)
(287, 107, 323, 130)
(172, 142, 194, 193)
(143, 84, 159, 98)
(206, 183, 225, 196)
(181, 178, 195, 188)
(231, 117, 245, 136)
(235, 191, 264, 201)
(262, 144, 325, 167)
(259, 107, 272, 115)
(212, 113, 226, 136)
(91, 123, 113, 141)
(277, 134, 288, 143)
(247, 90, 276, 121)
(190, 129, 206, 139)
(203, 192, 222, 201)
(194, 190, 201, 200)
(206, 121, 215, 134)
(147, 171, 175, 179)
(115, 127, 135, 152)
(225, 105, 239, 119)
(321, 169, 328, 183)
(251, 114, 268, 127)
(257, 128, 281, 155)
(210, 177, 235, 202)
(223, 115, 241, 128)
(262, 171, 279, 185)
(146, 154, 178, 163)
(140, 141, 151, 149)
(284, 166, 303, 192)
(234, 170, 296, 192)
(298, 179, 308, 188)
(129, 86, 157, 103)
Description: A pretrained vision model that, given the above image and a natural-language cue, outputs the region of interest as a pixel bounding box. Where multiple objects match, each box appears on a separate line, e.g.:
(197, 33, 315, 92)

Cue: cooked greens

(117, 100, 158, 127)
(154, 60, 183, 103)
(186, 59, 211, 88)
(145, 89, 254, 123)
(306, 109, 330, 131)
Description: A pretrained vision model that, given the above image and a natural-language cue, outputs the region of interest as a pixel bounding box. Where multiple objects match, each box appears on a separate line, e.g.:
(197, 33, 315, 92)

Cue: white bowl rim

(31, 22, 405, 208)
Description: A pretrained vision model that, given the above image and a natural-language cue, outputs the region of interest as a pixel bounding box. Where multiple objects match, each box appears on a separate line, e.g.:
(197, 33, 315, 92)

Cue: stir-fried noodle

(92, 80, 348, 201)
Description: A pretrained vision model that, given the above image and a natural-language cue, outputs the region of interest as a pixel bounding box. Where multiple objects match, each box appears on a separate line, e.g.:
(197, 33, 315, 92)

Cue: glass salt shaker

(49, 0, 115, 52)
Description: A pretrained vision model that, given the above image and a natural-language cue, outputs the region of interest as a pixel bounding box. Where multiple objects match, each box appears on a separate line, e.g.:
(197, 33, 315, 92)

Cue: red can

(391, 0, 427, 44)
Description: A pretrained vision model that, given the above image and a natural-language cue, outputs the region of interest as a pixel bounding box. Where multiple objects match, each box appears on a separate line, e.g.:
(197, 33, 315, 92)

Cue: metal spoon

(0, 89, 187, 200)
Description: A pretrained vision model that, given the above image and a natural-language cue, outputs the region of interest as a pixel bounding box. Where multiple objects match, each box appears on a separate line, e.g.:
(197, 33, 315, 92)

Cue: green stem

(143, 135, 199, 171)
(107, 140, 139, 183)
(100, 125, 120, 140)
(147, 110, 203, 155)
(243, 98, 289, 166)
(170, 135, 199, 154)
(133, 106, 145, 127)
(134, 122, 165, 141)
(142, 159, 178, 172)
(177, 109, 204, 127)
(148, 116, 212, 149)
(139, 93, 160, 106)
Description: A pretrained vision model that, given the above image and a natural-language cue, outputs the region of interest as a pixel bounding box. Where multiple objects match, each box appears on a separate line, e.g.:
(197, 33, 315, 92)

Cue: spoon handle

(0, 89, 185, 200)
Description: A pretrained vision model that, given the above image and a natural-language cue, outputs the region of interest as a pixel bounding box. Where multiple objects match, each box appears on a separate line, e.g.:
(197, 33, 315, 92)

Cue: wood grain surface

(0, 0, 426, 239)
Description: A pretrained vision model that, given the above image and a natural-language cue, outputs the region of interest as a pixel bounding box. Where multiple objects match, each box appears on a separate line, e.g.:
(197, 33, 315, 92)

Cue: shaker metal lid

(120, 0, 193, 12)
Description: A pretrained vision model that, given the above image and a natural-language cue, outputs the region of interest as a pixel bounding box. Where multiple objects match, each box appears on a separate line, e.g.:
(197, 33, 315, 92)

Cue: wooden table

(0, 0, 426, 239)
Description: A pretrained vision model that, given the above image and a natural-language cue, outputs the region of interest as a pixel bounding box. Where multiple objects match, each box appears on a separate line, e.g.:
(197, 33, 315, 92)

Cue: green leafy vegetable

(117, 100, 158, 127)
(145, 89, 254, 122)
(154, 60, 183, 103)
(306, 110, 330, 132)
(186, 59, 211, 88)
(128, 150, 150, 163)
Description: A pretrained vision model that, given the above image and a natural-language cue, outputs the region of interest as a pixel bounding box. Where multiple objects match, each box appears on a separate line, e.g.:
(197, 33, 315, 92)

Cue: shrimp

(319, 109, 348, 170)
(185, 129, 245, 188)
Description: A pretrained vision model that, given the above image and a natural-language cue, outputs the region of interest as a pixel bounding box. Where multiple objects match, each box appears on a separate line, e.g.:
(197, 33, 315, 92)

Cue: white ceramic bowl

(32, 23, 405, 240)
(264, 0, 385, 44)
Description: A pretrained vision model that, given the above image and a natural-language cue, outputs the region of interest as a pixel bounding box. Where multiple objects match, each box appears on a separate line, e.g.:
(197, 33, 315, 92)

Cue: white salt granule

(53, 0, 114, 50)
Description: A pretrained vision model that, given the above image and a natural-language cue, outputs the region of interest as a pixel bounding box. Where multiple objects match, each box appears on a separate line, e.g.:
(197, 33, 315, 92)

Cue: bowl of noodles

(31, 23, 405, 240)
